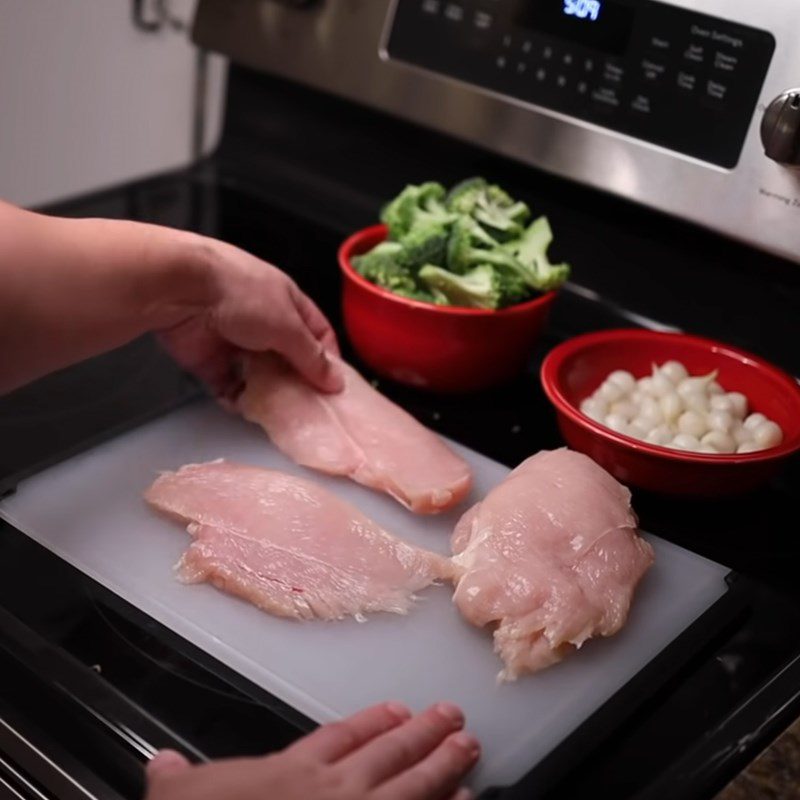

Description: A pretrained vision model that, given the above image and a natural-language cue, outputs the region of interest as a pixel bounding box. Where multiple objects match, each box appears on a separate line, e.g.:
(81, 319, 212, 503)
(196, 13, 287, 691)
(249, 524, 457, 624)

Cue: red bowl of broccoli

(338, 179, 566, 393)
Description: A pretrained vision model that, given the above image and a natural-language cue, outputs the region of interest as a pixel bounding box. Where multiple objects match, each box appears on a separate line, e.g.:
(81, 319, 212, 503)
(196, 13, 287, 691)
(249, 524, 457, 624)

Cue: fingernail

(451, 732, 480, 758)
(453, 788, 474, 800)
(146, 749, 191, 780)
(386, 701, 412, 721)
(435, 702, 465, 727)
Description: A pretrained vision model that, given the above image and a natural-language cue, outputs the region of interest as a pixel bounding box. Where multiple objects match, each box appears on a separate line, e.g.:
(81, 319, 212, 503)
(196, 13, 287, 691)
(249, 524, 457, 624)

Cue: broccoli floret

(393, 285, 450, 305)
(446, 177, 530, 241)
(495, 269, 532, 307)
(473, 186, 530, 242)
(502, 216, 570, 292)
(446, 216, 521, 274)
(397, 223, 448, 271)
(445, 177, 489, 215)
(418, 264, 502, 310)
(380, 182, 456, 240)
(351, 241, 417, 293)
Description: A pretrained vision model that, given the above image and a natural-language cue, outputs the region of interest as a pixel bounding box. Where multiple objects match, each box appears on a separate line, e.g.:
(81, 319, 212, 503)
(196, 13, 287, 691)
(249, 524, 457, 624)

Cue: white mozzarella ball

(737, 441, 762, 454)
(610, 400, 638, 421)
(708, 410, 734, 434)
(639, 396, 663, 423)
(707, 380, 724, 396)
(604, 413, 630, 434)
(726, 392, 748, 419)
(628, 420, 651, 440)
(701, 430, 736, 454)
(670, 433, 701, 451)
(678, 410, 708, 438)
(660, 392, 683, 423)
(608, 370, 636, 393)
(753, 421, 783, 449)
(743, 412, 767, 431)
(732, 424, 753, 446)
(699, 444, 719, 454)
(650, 367, 675, 397)
(630, 389, 644, 404)
(683, 391, 710, 414)
(645, 425, 673, 446)
(709, 395, 734, 413)
(580, 399, 606, 423)
(638, 376, 657, 395)
(660, 360, 688, 384)
(677, 372, 718, 398)
(599, 380, 625, 403)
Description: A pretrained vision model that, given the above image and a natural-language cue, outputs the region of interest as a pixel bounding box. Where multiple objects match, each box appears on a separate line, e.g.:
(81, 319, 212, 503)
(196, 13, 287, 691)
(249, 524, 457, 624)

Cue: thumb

(146, 750, 192, 783)
(279, 325, 345, 394)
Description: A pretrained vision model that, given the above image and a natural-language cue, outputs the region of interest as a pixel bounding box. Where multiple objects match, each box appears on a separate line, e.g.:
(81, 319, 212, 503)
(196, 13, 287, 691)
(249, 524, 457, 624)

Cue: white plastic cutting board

(0, 401, 729, 792)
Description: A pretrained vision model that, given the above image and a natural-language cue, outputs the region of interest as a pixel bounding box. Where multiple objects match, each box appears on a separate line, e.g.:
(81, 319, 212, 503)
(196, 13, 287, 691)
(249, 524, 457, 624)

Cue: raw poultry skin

(451, 449, 654, 681)
(144, 460, 455, 621)
(237, 354, 472, 514)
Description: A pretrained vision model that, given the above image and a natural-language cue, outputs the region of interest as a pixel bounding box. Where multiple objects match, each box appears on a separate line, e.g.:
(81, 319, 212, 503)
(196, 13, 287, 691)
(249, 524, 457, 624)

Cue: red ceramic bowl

(540, 329, 800, 496)
(339, 224, 557, 392)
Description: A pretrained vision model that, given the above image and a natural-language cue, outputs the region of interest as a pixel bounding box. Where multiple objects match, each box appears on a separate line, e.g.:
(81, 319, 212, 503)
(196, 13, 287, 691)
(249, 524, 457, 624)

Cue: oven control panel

(384, 0, 775, 168)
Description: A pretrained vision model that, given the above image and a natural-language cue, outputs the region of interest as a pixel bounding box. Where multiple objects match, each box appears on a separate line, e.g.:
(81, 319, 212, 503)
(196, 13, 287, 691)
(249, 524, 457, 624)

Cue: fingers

(445, 788, 474, 800)
(146, 749, 191, 782)
(291, 286, 341, 357)
(339, 703, 466, 788)
(373, 732, 480, 800)
(278, 320, 345, 394)
(288, 702, 411, 763)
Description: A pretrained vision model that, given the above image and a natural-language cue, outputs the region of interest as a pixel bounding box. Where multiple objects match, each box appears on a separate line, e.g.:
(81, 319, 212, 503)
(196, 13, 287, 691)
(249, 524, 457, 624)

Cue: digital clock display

(514, 0, 635, 55)
(563, 0, 602, 22)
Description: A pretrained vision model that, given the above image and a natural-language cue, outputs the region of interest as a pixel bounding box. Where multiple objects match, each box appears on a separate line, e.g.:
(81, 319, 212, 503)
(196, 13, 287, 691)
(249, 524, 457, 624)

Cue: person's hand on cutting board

(0, 199, 344, 398)
(145, 702, 479, 800)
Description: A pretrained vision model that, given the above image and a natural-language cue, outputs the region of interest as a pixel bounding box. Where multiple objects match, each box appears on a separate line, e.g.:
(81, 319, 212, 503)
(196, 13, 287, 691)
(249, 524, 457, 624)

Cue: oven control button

(443, 3, 464, 22)
(761, 89, 800, 166)
(713, 51, 738, 72)
(591, 86, 620, 107)
(676, 71, 697, 91)
(603, 62, 625, 83)
(641, 59, 666, 82)
(684, 43, 705, 64)
(649, 35, 671, 51)
(706, 80, 728, 101)
(631, 94, 652, 114)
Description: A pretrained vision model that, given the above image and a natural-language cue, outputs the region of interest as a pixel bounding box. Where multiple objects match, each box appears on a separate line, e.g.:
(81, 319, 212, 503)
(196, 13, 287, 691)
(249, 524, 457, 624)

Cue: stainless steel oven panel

(193, 0, 800, 264)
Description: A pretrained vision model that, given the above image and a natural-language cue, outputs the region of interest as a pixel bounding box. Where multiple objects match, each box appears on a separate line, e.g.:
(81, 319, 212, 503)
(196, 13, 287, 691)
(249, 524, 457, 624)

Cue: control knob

(761, 88, 800, 165)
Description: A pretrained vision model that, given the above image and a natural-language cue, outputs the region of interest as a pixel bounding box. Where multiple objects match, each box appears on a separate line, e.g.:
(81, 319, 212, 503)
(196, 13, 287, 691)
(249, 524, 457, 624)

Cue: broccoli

(419, 264, 502, 310)
(351, 241, 417, 293)
(446, 177, 530, 241)
(446, 216, 521, 274)
(495, 269, 532, 307)
(445, 177, 489, 215)
(380, 182, 457, 240)
(502, 216, 571, 292)
(396, 223, 448, 272)
(393, 285, 450, 305)
(355, 179, 570, 309)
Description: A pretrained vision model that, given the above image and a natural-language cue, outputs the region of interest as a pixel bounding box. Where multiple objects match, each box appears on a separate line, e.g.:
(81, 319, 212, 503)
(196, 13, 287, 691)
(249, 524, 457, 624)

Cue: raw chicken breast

(145, 460, 454, 621)
(451, 449, 654, 681)
(237, 354, 472, 514)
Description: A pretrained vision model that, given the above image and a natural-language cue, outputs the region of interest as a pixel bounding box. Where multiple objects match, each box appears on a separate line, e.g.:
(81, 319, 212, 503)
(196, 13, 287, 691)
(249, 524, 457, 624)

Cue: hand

(158, 238, 343, 400)
(144, 702, 479, 800)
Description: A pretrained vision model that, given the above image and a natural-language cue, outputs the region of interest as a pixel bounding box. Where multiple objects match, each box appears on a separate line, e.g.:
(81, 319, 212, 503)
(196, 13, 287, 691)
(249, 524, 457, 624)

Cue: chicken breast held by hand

(238, 354, 472, 514)
(451, 449, 654, 681)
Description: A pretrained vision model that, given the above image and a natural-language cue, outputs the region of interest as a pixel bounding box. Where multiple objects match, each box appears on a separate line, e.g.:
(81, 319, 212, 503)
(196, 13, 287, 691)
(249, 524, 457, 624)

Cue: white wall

(0, 0, 227, 208)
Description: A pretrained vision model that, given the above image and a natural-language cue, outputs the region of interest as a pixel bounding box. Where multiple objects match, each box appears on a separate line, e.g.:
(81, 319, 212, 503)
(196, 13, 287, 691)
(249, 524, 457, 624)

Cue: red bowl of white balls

(540, 329, 800, 496)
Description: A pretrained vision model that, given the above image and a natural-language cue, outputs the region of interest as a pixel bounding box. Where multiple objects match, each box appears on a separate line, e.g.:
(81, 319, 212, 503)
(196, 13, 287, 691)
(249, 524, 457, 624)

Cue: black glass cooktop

(1, 65, 799, 800)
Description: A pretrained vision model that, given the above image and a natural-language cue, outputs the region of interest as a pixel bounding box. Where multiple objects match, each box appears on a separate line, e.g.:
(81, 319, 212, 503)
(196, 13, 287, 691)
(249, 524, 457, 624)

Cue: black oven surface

(1, 65, 799, 800)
